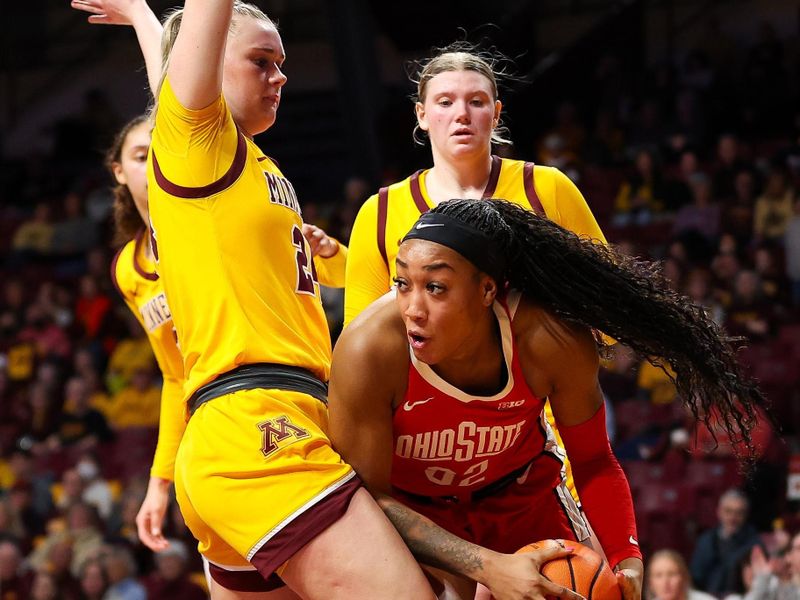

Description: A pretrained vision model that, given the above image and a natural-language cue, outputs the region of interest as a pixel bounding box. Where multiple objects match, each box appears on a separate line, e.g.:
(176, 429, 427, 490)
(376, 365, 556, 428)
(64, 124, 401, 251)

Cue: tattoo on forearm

(381, 497, 484, 576)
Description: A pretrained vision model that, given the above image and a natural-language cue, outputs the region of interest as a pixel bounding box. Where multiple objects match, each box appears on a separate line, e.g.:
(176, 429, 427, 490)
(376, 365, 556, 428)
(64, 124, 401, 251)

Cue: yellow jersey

(148, 79, 331, 402)
(111, 230, 185, 480)
(344, 156, 607, 324)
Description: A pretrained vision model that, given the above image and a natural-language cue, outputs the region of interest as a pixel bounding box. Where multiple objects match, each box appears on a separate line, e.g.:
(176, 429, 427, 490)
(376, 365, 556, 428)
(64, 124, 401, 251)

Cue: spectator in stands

(78, 558, 108, 600)
(614, 148, 667, 226)
(684, 268, 725, 325)
(0, 279, 26, 341)
(47, 376, 114, 453)
(53, 468, 87, 512)
(75, 452, 114, 520)
(724, 270, 776, 342)
(647, 549, 716, 600)
(753, 245, 787, 304)
(28, 502, 103, 580)
(0, 537, 32, 599)
(74, 276, 112, 342)
(10, 202, 54, 258)
(36, 282, 74, 330)
(22, 382, 61, 452)
(737, 535, 800, 600)
(29, 570, 61, 600)
(721, 169, 758, 247)
(0, 497, 26, 545)
(51, 192, 98, 256)
(101, 543, 146, 600)
(143, 539, 206, 600)
(104, 314, 155, 395)
(107, 365, 160, 429)
(754, 166, 795, 243)
(17, 303, 72, 361)
(690, 489, 761, 595)
(673, 172, 721, 241)
(713, 134, 751, 201)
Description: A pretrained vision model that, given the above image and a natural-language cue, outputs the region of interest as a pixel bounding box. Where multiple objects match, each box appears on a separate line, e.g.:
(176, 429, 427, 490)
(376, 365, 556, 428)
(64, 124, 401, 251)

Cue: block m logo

(258, 416, 310, 458)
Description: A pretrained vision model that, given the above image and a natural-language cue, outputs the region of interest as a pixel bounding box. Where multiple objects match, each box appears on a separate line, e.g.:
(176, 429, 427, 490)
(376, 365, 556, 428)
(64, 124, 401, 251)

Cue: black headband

(402, 211, 507, 282)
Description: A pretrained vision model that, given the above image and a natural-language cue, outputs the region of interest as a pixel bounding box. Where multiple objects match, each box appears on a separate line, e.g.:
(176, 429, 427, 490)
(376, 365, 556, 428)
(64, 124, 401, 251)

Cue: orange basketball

(512, 540, 621, 600)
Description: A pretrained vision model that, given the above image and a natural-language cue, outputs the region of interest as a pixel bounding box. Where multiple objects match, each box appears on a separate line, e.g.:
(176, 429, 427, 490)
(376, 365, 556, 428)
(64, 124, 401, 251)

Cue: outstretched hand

(70, 0, 143, 25)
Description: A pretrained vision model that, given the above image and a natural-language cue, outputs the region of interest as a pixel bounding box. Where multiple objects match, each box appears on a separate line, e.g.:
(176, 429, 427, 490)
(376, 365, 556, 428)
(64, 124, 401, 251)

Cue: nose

(403, 290, 427, 323)
(272, 66, 287, 87)
(455, 99, 470, 124)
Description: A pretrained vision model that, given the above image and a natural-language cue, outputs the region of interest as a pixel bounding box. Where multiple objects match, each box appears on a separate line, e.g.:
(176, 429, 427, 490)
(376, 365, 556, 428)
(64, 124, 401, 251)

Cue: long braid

(431, 199, 768, 455)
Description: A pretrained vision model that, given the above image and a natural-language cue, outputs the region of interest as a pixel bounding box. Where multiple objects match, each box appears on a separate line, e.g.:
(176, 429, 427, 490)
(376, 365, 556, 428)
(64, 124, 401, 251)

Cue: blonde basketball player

(107, 1, 433, 597)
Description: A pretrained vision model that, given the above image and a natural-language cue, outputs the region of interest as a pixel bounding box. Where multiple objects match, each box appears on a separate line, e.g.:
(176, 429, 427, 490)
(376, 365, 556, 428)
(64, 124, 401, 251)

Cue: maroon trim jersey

(391, 292, 565, 500)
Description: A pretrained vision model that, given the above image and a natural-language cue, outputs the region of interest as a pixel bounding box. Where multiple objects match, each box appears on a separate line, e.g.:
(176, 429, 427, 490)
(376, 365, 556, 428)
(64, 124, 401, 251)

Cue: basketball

(513, 540, 621, 600)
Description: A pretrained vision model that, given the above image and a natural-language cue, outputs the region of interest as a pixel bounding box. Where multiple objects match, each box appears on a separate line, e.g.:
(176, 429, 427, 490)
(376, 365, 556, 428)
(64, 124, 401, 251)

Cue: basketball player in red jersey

(330, 199, 767, 600)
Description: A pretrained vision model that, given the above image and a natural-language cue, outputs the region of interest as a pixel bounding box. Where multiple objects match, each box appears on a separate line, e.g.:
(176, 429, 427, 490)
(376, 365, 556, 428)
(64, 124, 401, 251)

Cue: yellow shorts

(174, 387, 359, 589)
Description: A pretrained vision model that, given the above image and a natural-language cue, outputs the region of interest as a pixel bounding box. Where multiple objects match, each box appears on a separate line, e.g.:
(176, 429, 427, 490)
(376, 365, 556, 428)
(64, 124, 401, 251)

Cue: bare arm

(328, 299, 582, 600)
(70, 0, 163, 93)
(517, 303, 643, 599)
(167, 0, 231, 109)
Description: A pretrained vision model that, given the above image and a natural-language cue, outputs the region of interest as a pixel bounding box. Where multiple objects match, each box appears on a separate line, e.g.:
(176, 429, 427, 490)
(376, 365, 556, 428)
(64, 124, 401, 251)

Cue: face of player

(415, 70, 501, 164)
(647, 556, 687, 600)
(222, 17, 287, 137)
(394, 239, 496, 366)
(112, 121, 151, 224)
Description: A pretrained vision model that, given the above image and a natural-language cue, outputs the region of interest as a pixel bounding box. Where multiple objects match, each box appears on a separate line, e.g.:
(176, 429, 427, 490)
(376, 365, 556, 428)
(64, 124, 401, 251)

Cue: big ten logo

(257, 416, 310, 458)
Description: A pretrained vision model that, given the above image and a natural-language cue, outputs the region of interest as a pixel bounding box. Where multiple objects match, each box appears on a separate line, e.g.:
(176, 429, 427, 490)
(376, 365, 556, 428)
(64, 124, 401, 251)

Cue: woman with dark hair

(105, 115, 186, 556)
(330, 198, 766, 600)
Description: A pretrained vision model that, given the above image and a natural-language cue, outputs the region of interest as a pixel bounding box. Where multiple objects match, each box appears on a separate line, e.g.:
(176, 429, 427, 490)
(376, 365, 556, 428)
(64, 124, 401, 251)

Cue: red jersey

(391, 294, 565, 500)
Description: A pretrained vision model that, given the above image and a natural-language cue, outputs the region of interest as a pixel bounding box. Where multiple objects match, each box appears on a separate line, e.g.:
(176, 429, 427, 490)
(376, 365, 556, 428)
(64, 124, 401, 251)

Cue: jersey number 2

(292, 225, 318, 296)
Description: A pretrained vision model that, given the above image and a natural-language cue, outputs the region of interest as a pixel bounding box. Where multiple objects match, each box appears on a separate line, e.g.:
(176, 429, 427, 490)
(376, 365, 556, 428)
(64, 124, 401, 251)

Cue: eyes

(251, 57, 285, 73)
(393, 277, 446, 295)
(435, 96, 489, 108)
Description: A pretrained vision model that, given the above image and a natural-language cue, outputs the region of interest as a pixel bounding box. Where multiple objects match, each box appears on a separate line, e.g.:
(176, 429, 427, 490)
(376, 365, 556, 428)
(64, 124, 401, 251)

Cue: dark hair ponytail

(431, 198, 768, 456)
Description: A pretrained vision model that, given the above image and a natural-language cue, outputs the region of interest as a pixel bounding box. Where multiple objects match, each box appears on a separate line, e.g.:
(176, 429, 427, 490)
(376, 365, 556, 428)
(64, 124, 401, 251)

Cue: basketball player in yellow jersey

(344, 45, 606, 325)
(72, 0, 349, 563)
(105, 115, 185, 553)
(146, 1, 433, 598)
(345, 44, 606, 517)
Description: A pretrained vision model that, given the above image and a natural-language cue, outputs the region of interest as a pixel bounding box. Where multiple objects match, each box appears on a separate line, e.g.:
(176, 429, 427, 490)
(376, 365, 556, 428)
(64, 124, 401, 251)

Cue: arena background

(0, 0, 799, 598)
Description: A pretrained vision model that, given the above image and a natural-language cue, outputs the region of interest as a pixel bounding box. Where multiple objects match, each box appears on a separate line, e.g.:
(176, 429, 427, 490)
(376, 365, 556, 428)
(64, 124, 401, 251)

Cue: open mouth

(408, 331, 428, 349)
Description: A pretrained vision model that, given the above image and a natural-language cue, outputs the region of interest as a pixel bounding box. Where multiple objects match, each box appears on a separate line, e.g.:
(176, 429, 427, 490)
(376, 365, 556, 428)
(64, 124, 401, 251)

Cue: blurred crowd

(0, 13, 799, 600)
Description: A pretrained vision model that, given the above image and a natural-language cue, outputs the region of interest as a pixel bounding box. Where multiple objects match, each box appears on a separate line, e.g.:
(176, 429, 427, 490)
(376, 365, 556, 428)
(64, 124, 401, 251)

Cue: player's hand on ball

(485, 540, 586, 600)
(302, 223, 339, 258)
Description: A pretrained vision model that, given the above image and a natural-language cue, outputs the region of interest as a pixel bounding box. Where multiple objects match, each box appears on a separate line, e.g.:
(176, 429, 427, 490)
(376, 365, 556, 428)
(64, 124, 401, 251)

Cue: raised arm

(329, 300, 581, 600)
(517, 304, 643, 600)
(70, 0, 163, 93)
(167, 0, 231, 109)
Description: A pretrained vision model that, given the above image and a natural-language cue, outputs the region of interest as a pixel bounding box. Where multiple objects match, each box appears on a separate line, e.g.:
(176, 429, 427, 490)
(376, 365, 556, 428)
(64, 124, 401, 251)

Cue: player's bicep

(328, 335, 395, 493)
(535, 323, 603, 428)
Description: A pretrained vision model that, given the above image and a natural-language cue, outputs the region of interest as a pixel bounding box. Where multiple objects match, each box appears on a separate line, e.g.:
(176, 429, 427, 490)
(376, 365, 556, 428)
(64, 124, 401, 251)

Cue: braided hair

(430, 198, 768, 456)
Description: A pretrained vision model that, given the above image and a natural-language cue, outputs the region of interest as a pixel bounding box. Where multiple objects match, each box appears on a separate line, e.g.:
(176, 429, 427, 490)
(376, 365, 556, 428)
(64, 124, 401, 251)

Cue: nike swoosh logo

(629, 536, 639, 546)
(415, 223, 445, 229)
(403, 397, 434, 411)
